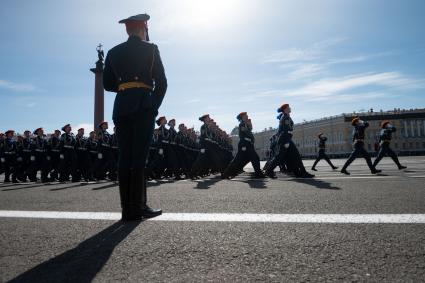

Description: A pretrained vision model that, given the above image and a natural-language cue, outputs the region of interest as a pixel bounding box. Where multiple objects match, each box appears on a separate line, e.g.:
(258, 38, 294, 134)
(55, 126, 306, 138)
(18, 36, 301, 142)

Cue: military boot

(118, 169, 134, 221)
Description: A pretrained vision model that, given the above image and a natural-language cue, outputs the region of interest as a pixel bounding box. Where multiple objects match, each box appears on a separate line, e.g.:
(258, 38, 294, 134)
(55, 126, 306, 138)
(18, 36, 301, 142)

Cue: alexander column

(90, 44, 104, 130)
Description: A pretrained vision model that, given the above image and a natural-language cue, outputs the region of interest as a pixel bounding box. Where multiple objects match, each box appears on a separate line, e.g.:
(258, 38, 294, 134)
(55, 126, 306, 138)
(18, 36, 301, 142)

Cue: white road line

(0, 211, 424, 223)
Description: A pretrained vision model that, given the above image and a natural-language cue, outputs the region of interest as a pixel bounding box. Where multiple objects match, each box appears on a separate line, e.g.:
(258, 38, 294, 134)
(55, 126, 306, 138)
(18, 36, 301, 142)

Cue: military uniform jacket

(49, 136, 61, 154)
(238, 121, 255, 145)
(318, 136, 327, 149)
(32, 136, 48, 153)
(97, 130, 111, 149)
(21, 138, 33, 155)
(352, 122, 369, 143)
(1, 138, 17, 156)
(157, 125, 170, 146)
(110, 134, 119, 150)
(103, 35, 167, 120)
(76, 135, 88, 152)
(60, 133, 77, 151)
(379, 126, 396, 144)
(277, 114, 294, 144)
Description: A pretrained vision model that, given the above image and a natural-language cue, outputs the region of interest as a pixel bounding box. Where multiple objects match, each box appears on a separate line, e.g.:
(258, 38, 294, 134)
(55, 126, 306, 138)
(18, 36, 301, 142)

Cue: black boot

(118, 169, 135, 221)
(131, 170, 162, 219)
(140, 170, 162, 218)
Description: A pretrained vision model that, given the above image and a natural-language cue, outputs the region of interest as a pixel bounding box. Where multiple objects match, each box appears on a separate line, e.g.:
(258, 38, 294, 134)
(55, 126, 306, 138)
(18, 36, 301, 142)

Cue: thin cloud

(0, 79, 37, 92)
(284, 72, 425, 99)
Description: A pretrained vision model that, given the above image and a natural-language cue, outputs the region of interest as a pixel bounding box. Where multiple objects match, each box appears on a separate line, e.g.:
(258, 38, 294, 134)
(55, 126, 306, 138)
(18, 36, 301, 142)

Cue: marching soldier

(222, 112, 265, 179)
(96, 121, 112, 180)
(166, 118, 182, 180)
(75, 128, 90, 182)
(103, 13, 167, 220)
(59, 124, 78, 182)
(372, 120, 407, 170)
(87, 131, 99, 181)
(1, 130, 18, 183)
(311, 133, 338, 171)
(17, 130, 33, 182)
(48, 130, 62, 181)
(27, 128, 50, 183)
(265, 104, 314, 178)
(340, 117, 381, 175)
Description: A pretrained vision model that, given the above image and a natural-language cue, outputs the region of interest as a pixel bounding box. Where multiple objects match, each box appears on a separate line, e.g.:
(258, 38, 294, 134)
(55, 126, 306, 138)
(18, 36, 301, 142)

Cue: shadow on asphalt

(2, 183, 54, 191)
(8, 221, 140, 283)
(193, 175, 222, 189)
(50, 183, 90, 191)
(291, 178, 342, 190)
(92, 183, 118, 190)
(240, 179, 267, 189)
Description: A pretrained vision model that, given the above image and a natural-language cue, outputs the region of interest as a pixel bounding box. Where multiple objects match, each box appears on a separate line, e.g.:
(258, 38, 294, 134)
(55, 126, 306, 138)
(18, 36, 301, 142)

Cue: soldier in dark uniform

(372, 120, 407, 170)
(59, 124, 78, 182)
(340, 117, 381, 175)
(311, 133, 338, 171)
(103, 13, 167, 220)
(27, 128, 50, 183)
(0, 133, 4, 176)
(75, 128, 90, 182)
(1, 130, 18, 183)
(190, 114, 211, 178)
(17, 130, 33, 182)
(165, 118, 181, 179)
(222, 112, 265, 179)
(265, 104, 314, 178)
(96, 121, 112, 180)
(48, 130, 62, 181)
(87, 131, 99, 181)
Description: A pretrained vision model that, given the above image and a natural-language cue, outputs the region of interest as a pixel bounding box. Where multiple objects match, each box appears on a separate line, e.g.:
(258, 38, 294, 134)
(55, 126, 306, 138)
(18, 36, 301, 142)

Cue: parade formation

(0, 13, 408, 221)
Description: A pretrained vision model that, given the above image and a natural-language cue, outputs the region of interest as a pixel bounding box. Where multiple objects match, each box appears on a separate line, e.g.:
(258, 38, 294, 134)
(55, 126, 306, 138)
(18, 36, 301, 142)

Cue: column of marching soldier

(0, 103, 407, 184)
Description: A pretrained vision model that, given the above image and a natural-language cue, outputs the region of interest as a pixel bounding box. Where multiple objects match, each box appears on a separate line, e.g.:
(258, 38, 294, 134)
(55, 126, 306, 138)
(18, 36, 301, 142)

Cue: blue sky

(1, 0, 424, 134)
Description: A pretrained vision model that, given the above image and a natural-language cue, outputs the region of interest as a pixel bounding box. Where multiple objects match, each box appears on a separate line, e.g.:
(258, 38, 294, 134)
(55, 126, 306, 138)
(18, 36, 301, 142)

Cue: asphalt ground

(0, 156, 424, 282)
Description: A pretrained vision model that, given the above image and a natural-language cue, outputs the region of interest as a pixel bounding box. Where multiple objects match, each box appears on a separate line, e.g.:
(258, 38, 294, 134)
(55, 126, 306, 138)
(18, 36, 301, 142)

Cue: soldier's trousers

(59, 149, 78, 181)
(1, 155, 17, 182)
(224, 142, 260, 177)
(27, 152, 49, 182)
(49, 151, 61, 180)
(312, 149, 336, 169)
(342, 143, 374, 171)
(76, 150, 90, 181)
(373, 144, 402, 168)
(114, 107, 156, 210)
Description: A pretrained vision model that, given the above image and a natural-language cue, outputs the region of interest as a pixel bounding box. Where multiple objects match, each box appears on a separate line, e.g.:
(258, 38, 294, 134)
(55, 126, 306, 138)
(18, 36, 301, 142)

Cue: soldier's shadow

(193, 175, 222, 190)
(240, 179, 267, 189)
(291, 178, 342, 190)
(8, 221, 140, 283)
(2, 182, 54, 191)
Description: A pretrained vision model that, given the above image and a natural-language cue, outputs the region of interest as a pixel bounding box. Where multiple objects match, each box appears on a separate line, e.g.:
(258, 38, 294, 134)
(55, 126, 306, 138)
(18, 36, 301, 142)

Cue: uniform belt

(244, 138, 252, 142)
(162, 140, 169, 144)
(170, 142, 177, 145)
(102, 143, 111, 147)
(23, 149, 32, 152)
(112, 146, 118, 149)
(51, 149, 60, 152)
(90, 150, 98, 154)
(35, 149, 46, 152)
(355, 139, 364, 142)
(77, 147, 87, 151)
(63, 145, 74, 149)
(287, 131, 293, 134)
(4, 151, 15, 155)
(118, 82, 153, 91)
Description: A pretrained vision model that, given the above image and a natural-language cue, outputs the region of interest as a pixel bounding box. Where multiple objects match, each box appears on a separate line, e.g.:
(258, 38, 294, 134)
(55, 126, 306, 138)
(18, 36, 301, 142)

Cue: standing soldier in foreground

(103, 13, 167, 220)
(340, 117, 381, 175)
(311, 133, 338, 171)
(372, 120, 407, 170)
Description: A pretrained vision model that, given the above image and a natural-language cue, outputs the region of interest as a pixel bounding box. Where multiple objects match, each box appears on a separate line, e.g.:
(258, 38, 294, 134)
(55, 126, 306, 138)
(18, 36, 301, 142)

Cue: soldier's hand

(284, 143, 290, 149)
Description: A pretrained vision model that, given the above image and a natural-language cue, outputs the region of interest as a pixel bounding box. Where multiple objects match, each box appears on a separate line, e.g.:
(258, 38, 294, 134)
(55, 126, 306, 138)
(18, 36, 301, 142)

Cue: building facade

(232, 108, 425, 160)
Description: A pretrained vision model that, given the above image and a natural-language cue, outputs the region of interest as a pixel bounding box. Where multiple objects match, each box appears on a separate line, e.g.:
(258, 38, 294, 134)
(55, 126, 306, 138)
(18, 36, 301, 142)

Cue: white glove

(60, 154, 65, 160)
(241, 146, 247, 151)
(200, 148, 205, 153)
(98, 153, 103, 159)
(159, 148, 164, 155)
(17, 157, 23, 162)
(47, 156, 51, 161)
(1, 157, 5, 163)
(284, 143, 290, 149)
(30, 156, 36, 161)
